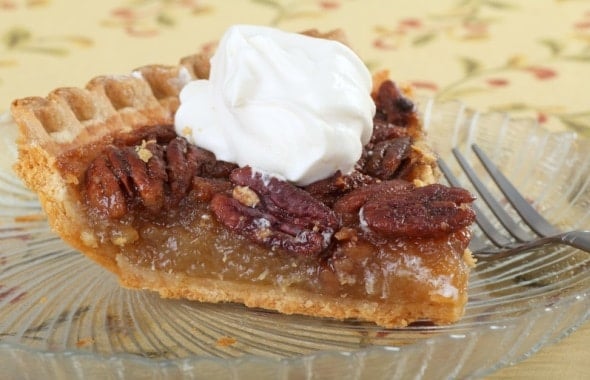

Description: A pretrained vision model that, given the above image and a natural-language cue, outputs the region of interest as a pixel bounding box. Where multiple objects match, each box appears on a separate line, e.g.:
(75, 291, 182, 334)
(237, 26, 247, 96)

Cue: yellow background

(1, 1, 589, 378)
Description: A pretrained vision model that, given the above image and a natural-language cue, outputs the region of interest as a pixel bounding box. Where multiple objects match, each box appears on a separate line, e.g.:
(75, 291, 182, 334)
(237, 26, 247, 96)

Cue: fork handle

(560, 230, 590, 253)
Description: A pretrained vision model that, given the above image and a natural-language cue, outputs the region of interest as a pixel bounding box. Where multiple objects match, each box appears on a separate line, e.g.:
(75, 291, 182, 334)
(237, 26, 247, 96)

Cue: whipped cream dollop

(174, 25, 375, 186)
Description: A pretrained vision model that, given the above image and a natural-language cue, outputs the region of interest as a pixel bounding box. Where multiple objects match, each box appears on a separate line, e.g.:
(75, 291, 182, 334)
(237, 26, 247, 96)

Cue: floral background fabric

(0, 0, 589, 378)
(2, 0, 590, 137)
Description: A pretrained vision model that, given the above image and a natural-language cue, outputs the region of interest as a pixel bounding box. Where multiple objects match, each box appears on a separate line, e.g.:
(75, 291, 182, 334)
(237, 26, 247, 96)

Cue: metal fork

(438, 144, 590, 260)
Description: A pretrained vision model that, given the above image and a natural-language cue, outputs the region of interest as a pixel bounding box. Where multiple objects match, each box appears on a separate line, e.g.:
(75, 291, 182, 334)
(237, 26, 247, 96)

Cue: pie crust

(10, 31, 475, 328)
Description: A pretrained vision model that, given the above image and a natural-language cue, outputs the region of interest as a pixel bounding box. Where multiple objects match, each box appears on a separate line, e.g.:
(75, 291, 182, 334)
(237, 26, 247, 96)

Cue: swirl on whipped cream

(174, 25, 375, 186)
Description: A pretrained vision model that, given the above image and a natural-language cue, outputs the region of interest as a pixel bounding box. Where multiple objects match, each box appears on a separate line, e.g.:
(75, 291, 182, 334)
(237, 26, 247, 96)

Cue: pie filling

(69, 80, 475, 307)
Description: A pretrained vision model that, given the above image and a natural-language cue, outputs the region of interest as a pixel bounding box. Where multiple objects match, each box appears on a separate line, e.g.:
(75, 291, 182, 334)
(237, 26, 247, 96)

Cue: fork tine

(451, 148, 531, 242)
(438, 157, 515, 247)
(472, 144, 560, 237)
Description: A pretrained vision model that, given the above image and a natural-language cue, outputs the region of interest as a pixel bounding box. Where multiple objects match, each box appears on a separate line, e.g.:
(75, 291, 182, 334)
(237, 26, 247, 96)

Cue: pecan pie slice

(11, 33, 475, 328)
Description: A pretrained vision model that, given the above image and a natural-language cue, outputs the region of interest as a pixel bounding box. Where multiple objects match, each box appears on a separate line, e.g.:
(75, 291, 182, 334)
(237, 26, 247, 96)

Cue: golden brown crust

(11, 31, 469, 328)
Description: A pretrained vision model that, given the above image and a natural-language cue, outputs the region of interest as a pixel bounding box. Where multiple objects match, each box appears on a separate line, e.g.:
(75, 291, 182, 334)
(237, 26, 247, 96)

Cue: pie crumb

(14, 214, 46, 222)
(76, 337, 95, 348)
(135, 140, 154, 163)
(233, 186, 260, 207)
(216, 336, 237, 347)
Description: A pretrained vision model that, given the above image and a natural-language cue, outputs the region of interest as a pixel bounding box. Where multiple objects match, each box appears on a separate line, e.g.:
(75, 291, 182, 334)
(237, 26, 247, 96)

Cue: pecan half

(166, 137, 237, 203)
(333, 180, 414, 225)
(84, 135, 235, 218)
(126, 143, 167, 213)
(304, 170, 377, 206)
(85, 153, 129, 219)
(166, 137, 195, 204)
(370, 118, 410, 143)
(211, 167, 339, 255)
(361, 184, 476, 238)
(361, 136, 412, 180)
(373, 80, 415, 127)
(113, 125, 178, 147)
(85, 142, 170, 218)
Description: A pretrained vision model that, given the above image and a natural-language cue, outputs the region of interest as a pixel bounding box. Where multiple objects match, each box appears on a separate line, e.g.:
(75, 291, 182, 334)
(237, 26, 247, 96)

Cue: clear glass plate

(1, 101, 589, 380)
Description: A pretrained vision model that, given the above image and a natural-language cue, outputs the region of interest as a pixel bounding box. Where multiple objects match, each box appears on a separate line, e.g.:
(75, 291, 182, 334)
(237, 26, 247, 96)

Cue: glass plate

(1, 100, 589, 380)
